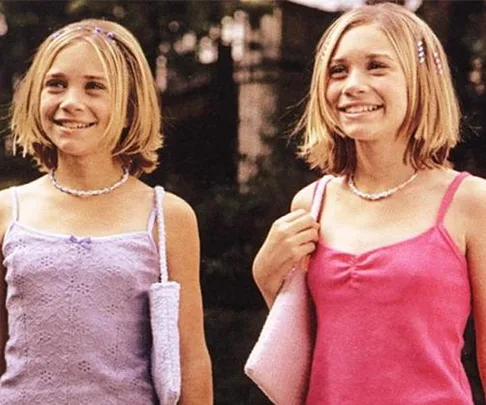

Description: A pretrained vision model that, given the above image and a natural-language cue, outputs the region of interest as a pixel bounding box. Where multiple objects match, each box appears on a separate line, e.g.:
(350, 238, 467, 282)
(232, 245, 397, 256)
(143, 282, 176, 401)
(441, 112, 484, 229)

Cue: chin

(342, 127, 389, 142)
(56, 144, 90, 157)
(343, 131, 375, 141)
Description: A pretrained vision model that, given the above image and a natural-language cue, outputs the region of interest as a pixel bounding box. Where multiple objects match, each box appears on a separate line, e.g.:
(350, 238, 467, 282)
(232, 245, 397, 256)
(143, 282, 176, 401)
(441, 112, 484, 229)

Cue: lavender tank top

(0, 187, 164, 404)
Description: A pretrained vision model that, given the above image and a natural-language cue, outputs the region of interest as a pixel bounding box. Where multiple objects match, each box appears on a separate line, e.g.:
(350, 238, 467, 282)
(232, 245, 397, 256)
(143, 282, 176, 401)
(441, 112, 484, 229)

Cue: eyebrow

(330, 53, 395, 64)
(44, 72, 108, 82)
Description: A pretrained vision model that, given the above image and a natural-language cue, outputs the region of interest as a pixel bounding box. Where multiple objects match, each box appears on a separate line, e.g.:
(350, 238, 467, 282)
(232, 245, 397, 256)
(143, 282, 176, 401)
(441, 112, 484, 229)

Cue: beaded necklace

(348, 171, 418, 201)
(48, 167, 129, 197)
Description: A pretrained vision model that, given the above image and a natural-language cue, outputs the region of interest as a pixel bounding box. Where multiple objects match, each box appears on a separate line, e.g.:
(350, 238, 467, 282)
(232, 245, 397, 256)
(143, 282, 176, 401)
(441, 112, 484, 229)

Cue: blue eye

(368, 61, 387, 70)
(86, 81, 106, 90)
(45, 79, 66, 89)
(329, 64, 347, 77)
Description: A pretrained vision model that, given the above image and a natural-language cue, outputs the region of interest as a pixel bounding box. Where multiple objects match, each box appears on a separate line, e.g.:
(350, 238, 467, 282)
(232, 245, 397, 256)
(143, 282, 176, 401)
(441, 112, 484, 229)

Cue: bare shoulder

(162, 191, 199, 251)
(163, 191, 198, 228)
(449, 174, 486, 238)
(291, 175, 335, 212)
(0, 187, 12, 211)
(291, 182, 317, 212)
(162, 191, 200, 283)
(0, 187, 13, 233)
(0, 177, 48, 238)
(455, 174, 486, 214)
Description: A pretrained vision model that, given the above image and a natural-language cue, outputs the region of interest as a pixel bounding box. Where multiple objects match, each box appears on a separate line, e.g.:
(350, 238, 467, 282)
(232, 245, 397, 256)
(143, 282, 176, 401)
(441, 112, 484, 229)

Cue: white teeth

(343, 105, 380, 114)
(57, 121, 93, 129)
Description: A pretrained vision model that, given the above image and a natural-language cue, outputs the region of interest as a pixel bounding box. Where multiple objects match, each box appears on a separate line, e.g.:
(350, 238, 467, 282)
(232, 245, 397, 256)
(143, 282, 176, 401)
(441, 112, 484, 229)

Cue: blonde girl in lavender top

(0, 19, 212, 404)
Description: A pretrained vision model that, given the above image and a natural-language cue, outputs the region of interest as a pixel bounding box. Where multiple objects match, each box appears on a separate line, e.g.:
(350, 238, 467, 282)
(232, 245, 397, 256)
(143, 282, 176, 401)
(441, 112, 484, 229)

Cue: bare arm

(465, 177, 486, 391)
(0, 189, 10, 376)
(164, 193, 213, 405)
(0, 257, 6, 376)
(252, 182, 319, 308)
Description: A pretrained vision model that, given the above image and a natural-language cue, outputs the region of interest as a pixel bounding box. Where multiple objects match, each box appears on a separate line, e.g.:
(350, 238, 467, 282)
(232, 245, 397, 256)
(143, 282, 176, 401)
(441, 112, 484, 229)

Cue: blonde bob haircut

(297, 2, 460, 176)
(11, 19, 162, 177)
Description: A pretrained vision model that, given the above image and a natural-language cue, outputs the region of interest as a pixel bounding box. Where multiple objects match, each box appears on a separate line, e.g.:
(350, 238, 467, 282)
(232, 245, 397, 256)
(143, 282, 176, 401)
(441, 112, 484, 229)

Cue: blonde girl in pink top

(253, 3, 486, 404)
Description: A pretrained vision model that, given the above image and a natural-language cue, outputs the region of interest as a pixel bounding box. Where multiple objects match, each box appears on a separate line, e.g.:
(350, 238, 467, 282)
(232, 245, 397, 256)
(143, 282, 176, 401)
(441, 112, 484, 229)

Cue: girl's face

(40, 40, 112, 160)
(325, 24, 408, 143)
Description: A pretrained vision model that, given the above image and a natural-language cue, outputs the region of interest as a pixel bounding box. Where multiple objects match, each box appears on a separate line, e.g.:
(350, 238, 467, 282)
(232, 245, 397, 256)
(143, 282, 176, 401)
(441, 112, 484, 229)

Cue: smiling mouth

(338, 105, 383, 114)
(53, 119, 96, 129)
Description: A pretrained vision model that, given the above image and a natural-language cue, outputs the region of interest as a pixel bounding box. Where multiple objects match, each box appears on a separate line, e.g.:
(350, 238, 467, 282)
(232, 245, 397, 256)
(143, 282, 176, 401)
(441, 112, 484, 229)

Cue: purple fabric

(0, 214, 160, 404)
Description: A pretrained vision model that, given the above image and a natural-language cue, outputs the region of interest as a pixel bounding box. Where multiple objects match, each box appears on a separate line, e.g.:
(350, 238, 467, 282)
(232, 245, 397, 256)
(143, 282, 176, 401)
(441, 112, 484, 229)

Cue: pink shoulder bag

(244, 175, 331, 405)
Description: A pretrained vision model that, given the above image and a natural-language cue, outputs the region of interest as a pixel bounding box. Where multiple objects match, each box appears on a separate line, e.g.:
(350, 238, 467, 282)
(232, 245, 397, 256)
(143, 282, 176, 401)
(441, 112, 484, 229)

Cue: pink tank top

(306, 172, 473, 405)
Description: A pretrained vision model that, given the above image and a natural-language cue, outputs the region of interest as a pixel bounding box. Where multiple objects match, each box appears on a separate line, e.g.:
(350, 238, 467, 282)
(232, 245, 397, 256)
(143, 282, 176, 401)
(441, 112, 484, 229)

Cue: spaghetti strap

(10, 187, 19, 222)
(147, 207, 157, 233)
(436, 172, 470, 224)
(311, 175, 333, 222)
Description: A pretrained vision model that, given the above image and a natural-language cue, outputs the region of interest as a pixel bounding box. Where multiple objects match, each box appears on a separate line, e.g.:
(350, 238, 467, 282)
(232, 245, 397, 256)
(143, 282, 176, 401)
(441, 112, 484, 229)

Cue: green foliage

(205, 308, 272, 405)
(195, 127, 317, 310)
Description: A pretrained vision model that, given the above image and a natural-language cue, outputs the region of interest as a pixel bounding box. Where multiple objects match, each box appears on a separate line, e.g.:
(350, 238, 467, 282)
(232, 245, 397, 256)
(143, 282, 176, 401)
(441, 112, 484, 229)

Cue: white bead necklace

(348, 171, 418, 201)
(48, 167, 130, 197)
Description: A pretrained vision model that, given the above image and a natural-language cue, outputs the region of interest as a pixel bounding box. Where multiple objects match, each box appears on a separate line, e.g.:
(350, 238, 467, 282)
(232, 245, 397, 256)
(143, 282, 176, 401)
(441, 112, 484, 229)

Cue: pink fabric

(306, 172, 473, 405)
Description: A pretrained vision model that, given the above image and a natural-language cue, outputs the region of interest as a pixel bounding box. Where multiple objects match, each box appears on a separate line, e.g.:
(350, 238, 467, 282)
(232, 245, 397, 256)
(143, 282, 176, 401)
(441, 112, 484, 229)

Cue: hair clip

(51, 30, 64, 39)
(92, 26, 116, 43)
(51, 26, 116, 44)
(433, 51, 443, 75)
(417, 40, 426, 64)
(319, 43, 330, 62)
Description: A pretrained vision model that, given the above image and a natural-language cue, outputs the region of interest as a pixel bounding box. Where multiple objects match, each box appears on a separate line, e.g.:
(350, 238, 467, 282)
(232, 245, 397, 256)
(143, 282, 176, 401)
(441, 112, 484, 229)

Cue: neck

(352, 139, 416, 192)
(54, 156, 126, 191)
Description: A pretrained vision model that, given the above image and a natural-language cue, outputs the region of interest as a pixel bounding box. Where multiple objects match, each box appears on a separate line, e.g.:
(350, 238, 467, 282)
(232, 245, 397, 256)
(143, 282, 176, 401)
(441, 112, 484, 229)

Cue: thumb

(297, 256, 310, 272)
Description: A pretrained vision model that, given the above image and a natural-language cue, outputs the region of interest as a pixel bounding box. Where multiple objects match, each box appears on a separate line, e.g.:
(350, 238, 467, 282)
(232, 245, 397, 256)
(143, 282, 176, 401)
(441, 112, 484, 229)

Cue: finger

(275, 213, 319, 236)
(300, 241, 317, 256)
(295, 243, 318, 271)
(284, 239, 317, 265)
(290, 227, 320, 246)
(275, 208, 311, 224)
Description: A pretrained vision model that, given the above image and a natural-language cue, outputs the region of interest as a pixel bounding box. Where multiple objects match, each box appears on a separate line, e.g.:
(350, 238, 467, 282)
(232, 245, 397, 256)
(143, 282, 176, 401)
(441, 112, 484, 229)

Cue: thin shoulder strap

(146, 208, 157, 233)
(154, 186, 169, 283)
(10, 187, 19, 221)
(310, 175, 333, 221)
(436, 172, 470, 224)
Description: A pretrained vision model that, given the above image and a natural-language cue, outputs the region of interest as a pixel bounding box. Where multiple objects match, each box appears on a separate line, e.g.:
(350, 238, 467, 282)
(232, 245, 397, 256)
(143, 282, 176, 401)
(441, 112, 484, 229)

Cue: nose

(342, 68, 367, 96)
(59, 88, 85, 112)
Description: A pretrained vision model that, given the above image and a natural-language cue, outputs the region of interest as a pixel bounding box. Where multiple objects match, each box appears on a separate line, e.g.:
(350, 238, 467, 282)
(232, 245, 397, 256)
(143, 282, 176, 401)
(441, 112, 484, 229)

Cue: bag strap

(293, 175, 333, 273)
(310, 175, 333, 221)
(154, 186, 169, 283)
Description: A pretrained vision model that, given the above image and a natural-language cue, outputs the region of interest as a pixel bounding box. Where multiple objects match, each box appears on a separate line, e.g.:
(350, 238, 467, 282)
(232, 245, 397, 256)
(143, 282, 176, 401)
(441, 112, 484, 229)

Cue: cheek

(40, 93, 56, 117)
(97, 98, 112, 119)
(392, 81, 408, 121)
(325, 82, 340, 105)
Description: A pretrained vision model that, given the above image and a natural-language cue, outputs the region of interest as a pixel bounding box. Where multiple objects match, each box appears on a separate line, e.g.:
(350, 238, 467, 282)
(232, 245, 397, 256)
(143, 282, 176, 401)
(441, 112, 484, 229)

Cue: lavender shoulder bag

(149, 186, 181, 405)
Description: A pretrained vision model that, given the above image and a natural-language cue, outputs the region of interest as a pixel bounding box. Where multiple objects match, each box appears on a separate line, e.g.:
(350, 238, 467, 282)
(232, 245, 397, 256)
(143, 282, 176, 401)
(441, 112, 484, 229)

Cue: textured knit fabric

(0, 188, 161, 405)
(306, 172, 473, 405)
